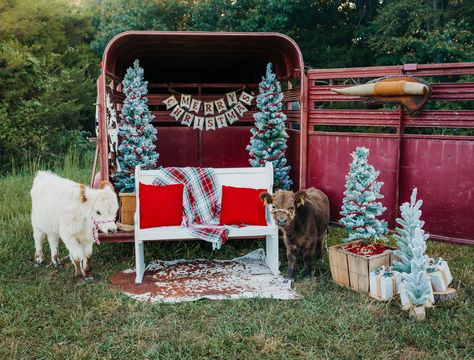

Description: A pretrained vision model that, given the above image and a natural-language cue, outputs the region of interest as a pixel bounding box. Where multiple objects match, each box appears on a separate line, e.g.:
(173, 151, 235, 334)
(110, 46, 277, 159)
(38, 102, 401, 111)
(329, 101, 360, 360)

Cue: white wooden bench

(134, 162, 279, 283)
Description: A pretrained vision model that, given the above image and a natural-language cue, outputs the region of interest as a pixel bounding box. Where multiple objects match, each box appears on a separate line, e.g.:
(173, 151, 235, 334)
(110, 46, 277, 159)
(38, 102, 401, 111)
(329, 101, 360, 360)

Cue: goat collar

(91, 218, 115, 245)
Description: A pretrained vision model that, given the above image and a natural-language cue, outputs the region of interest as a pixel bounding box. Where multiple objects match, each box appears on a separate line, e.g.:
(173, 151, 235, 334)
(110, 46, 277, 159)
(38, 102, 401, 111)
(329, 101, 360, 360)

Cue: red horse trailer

(95, 31, 474, 245)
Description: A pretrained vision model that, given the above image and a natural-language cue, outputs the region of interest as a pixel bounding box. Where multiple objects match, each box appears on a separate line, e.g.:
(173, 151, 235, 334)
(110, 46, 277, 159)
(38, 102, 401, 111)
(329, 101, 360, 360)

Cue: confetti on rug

(109, 249, 301, 303)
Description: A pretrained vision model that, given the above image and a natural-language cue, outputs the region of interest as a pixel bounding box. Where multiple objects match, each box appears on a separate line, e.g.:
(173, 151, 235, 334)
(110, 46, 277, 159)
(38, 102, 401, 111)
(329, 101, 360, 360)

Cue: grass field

(0, 153, 473, 359)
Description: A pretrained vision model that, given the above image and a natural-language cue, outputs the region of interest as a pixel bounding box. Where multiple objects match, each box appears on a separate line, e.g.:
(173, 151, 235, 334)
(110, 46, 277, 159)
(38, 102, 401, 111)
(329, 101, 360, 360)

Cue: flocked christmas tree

(114, 59, 158, 193)
(247, 63, 292, 190)
(400, 226, 433, 307)
(393, 188, 429, 273)
(339, 147, 388, 243)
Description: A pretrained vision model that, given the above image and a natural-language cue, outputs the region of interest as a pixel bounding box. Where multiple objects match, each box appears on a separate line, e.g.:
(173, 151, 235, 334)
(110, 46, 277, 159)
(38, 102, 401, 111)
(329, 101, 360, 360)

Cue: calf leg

(315, 233, 326, 260)
(33, 228, 45, 265)
(302, 244, 316, 278)
(286, 250, 297, 279)
(47, 234, 61, 266)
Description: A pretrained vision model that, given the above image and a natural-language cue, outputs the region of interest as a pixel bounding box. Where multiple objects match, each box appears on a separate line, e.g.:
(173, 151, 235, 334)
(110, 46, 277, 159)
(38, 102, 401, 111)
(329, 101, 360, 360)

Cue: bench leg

(265, 230, 280, 275)
(135, 241, 146, 284)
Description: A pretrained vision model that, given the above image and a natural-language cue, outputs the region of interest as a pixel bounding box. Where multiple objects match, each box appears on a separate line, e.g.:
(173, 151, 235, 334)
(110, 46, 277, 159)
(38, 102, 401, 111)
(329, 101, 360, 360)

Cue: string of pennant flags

(162, 90, 254, 131)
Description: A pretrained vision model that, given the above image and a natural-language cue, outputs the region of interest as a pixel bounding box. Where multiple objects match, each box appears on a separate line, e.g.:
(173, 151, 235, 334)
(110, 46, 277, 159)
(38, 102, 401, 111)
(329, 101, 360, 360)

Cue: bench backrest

(135, 162, 273, 194)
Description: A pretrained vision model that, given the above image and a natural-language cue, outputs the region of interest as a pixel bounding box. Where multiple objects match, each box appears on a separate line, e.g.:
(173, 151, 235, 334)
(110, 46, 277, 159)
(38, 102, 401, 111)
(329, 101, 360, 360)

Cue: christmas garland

(163, 89, 254, 131)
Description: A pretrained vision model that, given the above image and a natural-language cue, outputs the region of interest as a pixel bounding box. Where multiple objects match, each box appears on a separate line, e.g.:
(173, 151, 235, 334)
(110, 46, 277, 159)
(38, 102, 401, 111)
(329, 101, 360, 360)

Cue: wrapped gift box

(427, 258, 453, 292)
(369, 266, 401, 301)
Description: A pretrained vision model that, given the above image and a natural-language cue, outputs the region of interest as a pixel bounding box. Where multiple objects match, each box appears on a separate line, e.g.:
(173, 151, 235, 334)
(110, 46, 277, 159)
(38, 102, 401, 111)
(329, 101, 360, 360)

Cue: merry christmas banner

(163, 90, 254, 130)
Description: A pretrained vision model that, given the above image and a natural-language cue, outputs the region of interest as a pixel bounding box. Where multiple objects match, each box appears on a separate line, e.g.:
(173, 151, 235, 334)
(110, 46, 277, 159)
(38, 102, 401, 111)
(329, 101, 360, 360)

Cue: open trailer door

(304, 62, 474, 245)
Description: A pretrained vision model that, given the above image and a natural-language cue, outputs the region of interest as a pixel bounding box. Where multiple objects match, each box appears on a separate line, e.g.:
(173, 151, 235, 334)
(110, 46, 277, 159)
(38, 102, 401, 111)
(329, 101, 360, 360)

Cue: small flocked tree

(339, 147, 388, 243)
(393, 188, 429, 273)
(114, 59, 159, 193)
(400, 227, 433, 307)
(247, 63, 292, 190)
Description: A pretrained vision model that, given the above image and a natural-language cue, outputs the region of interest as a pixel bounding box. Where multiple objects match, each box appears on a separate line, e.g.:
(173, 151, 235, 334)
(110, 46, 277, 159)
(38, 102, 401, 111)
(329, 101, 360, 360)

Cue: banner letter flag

(180, 94, 192, 110)
(226, 91, 238, 106)
(214, 98, 227, 113)
(216, 114, 227, 128)
(225, 108, 239, 124)
(163, 95, 178, 110)
(234, 102, 248, 117)
(193, 116, 205, 130)
(190, 98, 201, 113)
(205, 117, 216, 131)
(170, 106, 185, 121)
(239, 91, 254, 106)
(181, 112, 194, 127)
(204, 102, 215, 115)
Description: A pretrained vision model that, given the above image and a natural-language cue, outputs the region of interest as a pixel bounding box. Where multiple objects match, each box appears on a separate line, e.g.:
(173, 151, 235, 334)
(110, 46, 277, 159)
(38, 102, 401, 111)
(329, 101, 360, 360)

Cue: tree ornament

(246, 63, 292, 190)
(339, 147, 388, 243)
(113, 59, 159, 193)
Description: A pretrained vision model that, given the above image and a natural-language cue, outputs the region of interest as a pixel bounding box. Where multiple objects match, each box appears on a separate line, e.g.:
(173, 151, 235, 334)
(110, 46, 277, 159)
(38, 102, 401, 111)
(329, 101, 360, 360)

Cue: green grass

(1, 153, 473, 359)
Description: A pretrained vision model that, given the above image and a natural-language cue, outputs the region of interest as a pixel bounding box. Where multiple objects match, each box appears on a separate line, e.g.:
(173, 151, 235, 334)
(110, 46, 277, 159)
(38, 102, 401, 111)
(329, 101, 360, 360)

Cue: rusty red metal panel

(307, 134, 399, 227)
(400, 138, 474, 245)
(156, 127, 200, 167)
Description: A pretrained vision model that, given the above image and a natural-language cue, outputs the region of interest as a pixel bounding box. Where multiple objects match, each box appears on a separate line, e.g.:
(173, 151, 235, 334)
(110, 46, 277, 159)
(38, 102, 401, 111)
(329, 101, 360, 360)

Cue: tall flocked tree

(393, 188, 429, 273)
(400, 228, 433, 308)
(247, 63, 292, 190)
(394, 188, 433, 308)
(339, 147, 388, 243)
(114, 59, 159, 193)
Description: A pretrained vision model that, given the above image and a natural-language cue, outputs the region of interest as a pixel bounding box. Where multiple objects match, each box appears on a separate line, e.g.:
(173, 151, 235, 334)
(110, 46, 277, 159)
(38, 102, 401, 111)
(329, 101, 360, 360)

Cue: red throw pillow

(139, 183, 184, 229)
(219, 186, 267, 226)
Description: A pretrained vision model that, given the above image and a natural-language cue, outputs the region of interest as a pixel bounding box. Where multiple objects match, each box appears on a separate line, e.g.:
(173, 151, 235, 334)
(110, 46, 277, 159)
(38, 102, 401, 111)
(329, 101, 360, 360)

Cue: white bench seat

(133, 162, 279, 283)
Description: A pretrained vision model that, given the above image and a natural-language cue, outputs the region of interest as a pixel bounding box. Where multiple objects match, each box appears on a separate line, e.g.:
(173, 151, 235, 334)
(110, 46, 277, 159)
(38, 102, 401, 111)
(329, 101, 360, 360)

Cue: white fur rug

(110, 249, 301, 303)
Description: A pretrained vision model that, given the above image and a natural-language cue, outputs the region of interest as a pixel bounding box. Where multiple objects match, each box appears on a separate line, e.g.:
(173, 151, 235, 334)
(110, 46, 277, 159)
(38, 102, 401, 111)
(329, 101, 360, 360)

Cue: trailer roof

(102, 31, 304, 83)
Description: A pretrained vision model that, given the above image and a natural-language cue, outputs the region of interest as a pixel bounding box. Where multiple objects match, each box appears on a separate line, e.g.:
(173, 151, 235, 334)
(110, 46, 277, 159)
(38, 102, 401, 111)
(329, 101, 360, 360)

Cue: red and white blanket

(152, 167, 229, 250)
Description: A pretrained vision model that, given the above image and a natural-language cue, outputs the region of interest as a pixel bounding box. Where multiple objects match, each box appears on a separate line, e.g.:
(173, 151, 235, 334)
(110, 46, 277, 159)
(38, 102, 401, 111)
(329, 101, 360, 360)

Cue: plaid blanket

(153, 167, 229, 250)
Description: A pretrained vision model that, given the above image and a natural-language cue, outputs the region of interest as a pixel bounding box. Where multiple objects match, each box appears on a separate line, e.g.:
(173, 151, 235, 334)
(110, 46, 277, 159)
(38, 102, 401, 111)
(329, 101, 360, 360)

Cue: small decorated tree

(114, 59, 159, 193)
(339, 147, 388, 243)
(247, 63, 292, 190)
(393, 188, 429, 273)
(399, 226, 433, 317)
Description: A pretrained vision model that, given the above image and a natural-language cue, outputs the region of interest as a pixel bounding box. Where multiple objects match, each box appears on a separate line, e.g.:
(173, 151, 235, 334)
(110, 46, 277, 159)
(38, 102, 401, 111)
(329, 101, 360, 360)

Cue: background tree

(113, 60, 158, 193)
(247, 63, 292, 190)
(339, 147, 388, 243)
(0, 0, 98, 173)
(393, 188, 429, 273)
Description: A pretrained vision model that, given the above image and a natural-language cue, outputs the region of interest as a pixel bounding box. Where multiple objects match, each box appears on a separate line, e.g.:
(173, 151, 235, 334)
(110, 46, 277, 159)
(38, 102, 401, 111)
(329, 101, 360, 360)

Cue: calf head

(81, 181, 119, 234)
(260, 190, 306, 227)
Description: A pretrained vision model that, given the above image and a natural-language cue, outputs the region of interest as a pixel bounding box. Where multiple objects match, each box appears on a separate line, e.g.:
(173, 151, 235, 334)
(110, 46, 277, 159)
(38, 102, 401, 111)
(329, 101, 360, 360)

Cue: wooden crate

(119, 193, 136, 225)
(329, 240, 396, 293)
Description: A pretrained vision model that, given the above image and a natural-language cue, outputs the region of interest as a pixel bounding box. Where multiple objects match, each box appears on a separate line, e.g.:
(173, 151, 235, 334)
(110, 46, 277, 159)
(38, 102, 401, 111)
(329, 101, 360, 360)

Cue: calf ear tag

(294, 191, 306, 207)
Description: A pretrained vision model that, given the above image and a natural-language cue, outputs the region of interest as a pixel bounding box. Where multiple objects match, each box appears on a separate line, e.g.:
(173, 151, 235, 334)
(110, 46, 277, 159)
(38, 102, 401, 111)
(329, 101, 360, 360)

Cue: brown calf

(260, 188, 330, 279)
